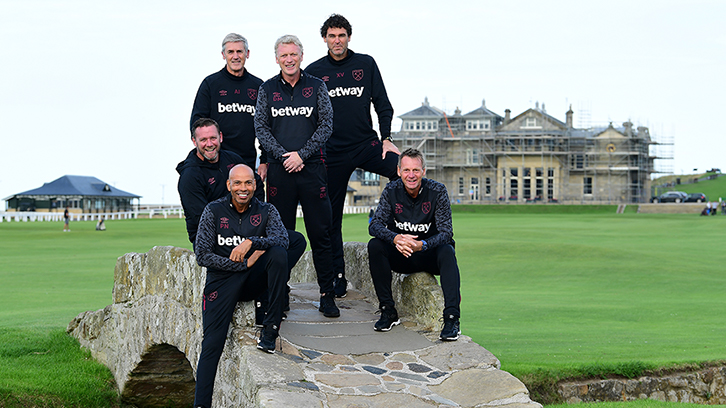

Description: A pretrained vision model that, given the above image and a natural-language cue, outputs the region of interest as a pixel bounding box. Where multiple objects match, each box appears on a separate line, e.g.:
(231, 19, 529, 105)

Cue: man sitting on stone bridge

(368, 148, 462, 341)
(193, 164, 291, 408)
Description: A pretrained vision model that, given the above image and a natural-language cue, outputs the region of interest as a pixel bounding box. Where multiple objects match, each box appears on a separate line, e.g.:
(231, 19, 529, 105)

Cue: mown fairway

(1, 210, 725, 406)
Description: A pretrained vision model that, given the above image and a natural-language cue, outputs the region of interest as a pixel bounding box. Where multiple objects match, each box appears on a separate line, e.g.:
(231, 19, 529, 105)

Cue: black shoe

(257, 324, 279, 353)
(439, 314, 461, 341)
(255, 301, 265, 327)
(333, 273, 347, 298)
(374, 305, 400, 332)
(319, 293, 340, 318)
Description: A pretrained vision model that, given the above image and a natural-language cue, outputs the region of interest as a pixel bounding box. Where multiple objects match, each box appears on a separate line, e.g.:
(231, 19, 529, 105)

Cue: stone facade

(68, 244, 541, 407)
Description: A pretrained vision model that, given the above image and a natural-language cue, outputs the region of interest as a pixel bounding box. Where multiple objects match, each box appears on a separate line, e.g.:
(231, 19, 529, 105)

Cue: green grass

(1, 212, 725, 406)
(653, 171, 726, 200)
(0, 328, 118, 407)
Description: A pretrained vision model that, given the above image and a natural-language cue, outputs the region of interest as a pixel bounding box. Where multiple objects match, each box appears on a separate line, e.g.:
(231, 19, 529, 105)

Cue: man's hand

(393, 234, 422, 258)
(257, 163, 268, 181)
(381, 139, 400, 159)
(246, 250, 265, 267)
(282, 151, 304, 173)
(229, 239, 252, 263)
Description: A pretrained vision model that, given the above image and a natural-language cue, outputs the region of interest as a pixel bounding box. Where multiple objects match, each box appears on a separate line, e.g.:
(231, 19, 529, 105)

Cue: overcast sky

(1, 0, 723, 205)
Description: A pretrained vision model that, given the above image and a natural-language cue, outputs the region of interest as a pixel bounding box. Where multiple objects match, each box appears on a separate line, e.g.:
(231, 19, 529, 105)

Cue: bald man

(193, 164, 298, 408)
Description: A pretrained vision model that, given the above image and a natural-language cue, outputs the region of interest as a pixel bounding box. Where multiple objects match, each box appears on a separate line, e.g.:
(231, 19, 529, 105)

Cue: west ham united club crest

(422, 202, 431, 214)
(302, 87, 313, 98)
(250, 214, 261, 227)
(352, 69, 364, 81)
(247, 89, 257, 100)
(395, 203, 403, 214)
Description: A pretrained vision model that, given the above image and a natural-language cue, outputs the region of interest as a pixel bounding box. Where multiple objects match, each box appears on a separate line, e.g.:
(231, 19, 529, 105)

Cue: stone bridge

(68, 243, 541, 408)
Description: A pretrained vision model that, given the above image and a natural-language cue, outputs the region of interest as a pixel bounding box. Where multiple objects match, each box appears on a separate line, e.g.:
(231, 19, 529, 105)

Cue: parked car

(685, 193, 707, 203)
(657, 191, 687, 203)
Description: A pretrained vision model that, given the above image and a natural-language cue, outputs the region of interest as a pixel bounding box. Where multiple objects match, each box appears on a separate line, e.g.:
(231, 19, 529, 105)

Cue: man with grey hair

(255, 35, 340, 318)
(368, 148, 462, 341)
(191, 33, 266, 178)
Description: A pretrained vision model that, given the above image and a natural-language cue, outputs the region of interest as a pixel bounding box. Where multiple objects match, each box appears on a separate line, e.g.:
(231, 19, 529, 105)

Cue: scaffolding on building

(394, 100, 663, 205)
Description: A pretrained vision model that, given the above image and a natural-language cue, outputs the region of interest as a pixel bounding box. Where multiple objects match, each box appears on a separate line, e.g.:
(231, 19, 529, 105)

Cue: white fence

(1, 207, 184, 223)
(1, 205, 371, 223)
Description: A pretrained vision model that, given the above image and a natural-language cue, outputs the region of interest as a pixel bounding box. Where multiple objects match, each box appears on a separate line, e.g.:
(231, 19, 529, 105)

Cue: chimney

(504, 109, 511, 124)
(566, 105, 574, 128)
(623, 121, 633, 137)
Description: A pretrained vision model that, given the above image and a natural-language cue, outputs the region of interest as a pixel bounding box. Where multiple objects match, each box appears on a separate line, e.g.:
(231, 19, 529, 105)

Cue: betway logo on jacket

(328, 86, 364, 98)
(394, 220, 431, 234)
(271, 106, 314, 118)
(218, 102, 255, 115)
(217, 235, 246, 247)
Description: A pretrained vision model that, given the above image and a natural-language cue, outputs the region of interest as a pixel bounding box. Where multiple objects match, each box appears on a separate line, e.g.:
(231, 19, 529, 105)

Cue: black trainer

(439, 314, 461, 341)
(333, 273, 347, 298)
(257, 324, 279, 353)
(319, 293, 340, 318)
(374, 305, 400, 332)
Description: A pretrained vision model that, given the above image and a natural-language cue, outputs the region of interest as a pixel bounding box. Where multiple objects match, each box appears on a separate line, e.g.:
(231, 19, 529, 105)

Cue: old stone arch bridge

(68, 244, 541, 407)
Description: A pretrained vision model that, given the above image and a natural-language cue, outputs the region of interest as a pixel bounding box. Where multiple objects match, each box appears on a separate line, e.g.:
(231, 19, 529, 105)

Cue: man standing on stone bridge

(368, 148, 462, 341)
(193, 164, 290, 408)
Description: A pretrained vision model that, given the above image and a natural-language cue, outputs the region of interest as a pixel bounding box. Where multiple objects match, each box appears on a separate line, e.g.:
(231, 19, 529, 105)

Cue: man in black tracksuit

(193, 164, 289, 408)
(190, 33, 267, 179)
(255, 34, 340, 318)
(177, 118, 265, 245)
(368, 148, 462, 341)
(306, 14, 399, 297)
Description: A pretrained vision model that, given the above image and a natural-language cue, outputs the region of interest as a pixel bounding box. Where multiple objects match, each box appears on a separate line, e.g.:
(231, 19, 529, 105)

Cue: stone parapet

(559, 367, 726, 405)
(68, 244, 541, 408)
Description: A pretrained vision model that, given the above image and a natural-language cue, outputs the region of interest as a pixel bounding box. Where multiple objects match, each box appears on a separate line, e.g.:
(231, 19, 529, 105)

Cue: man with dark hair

(368, 148, 462, 341)
(191, 33, 267, 180)
(177, 118, 265, 245)
(193, 164, 289, 408)
(306, 14, 399, 298)
(255, 34, 340, 318)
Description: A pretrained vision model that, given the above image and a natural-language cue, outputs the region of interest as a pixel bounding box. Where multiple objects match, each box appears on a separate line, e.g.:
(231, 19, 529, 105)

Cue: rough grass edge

(519, 360, 726, 405)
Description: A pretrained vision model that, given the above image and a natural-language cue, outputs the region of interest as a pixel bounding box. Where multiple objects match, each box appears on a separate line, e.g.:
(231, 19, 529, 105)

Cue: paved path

(241, 283, 543, 407)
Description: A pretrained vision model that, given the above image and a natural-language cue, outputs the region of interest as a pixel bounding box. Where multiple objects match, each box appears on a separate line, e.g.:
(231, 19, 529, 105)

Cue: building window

(523, 168, 531, 199)
(510, 168, 518, 199)
(466, 149, 480, 165)
(523, 117, 540, 129)
(535, 168, 544, 198)
(584, 177, 593, 195)
(485, 177, 491, 195)
(470, 178, 479, 200)
(356, 169, 380, 186)
(458, 177, 464, 195)
(406, 120, 438, 132)
(547, 168, 555, 200)
(466, 120, 491, 131)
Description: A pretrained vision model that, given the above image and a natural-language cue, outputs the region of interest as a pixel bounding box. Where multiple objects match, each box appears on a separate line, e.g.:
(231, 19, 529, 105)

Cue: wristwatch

(421, 240, 428, 251)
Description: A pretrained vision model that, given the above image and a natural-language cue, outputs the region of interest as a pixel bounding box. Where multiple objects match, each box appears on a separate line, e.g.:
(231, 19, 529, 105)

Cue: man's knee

(436, 244, 456, 258)
(367, 237, 387, 257)
(266, 246, 288, 270)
